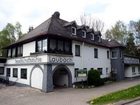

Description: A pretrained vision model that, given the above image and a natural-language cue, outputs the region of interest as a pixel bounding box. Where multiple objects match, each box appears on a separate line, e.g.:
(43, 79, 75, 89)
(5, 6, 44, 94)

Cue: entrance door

(31, 68, 43, 89)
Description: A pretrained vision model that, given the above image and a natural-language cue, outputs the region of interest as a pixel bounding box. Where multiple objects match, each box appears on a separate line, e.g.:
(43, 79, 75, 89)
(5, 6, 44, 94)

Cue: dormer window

(91, 33, 94, 40)
(82, 30, 86, 38)
(71, 27, 76, 35)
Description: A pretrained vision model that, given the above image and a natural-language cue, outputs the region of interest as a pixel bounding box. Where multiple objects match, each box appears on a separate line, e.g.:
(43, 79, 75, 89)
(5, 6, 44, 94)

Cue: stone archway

(52, 65, 72, 88)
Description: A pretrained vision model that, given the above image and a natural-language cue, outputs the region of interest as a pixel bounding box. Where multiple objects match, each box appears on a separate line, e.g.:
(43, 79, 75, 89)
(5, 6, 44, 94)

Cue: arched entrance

(53, 65, 72, 88)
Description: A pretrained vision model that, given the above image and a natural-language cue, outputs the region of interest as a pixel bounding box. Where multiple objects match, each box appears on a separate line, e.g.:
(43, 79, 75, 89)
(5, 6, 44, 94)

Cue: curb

(115, 97, 140, 105)
(122, 98, 140, 105)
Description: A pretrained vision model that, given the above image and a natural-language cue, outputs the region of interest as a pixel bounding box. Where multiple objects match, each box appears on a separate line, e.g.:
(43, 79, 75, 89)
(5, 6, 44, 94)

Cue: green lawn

(89, 84, 140, 105)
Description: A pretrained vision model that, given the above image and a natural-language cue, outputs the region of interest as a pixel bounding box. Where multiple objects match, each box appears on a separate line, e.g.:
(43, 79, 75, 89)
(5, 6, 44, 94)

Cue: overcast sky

(0, 0, 140, 34)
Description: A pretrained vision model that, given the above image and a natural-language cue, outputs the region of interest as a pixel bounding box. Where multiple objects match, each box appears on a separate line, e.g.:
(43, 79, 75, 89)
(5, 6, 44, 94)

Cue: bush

(102, 77, 112, 82)
(87, 68, 104, 86)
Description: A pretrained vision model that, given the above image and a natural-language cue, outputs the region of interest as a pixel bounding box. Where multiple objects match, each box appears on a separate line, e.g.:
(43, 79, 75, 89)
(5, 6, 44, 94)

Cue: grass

(89, 84, 140, 105)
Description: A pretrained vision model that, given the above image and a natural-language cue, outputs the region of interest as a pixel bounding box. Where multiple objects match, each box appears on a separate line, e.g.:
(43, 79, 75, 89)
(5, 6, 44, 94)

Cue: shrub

(87, 68, 104, 86)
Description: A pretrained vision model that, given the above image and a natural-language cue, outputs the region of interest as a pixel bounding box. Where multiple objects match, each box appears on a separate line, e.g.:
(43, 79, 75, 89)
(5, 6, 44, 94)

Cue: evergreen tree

(124, 33, 137, 56)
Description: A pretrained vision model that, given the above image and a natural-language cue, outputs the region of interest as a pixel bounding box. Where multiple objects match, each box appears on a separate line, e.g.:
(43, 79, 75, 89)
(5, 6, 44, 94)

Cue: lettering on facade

(124, 57, 140, 64)
(15, 57, 42, 64)
(49, 56, 73, 63)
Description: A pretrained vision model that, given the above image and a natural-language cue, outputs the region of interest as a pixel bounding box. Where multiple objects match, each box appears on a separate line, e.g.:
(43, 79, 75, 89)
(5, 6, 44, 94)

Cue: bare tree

(80, 14, 104, 32)
(91, 19, 104, 32)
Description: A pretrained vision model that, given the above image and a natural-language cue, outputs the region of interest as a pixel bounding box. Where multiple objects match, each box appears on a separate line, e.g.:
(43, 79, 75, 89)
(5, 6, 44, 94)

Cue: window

(120, 51, 122, 58)
(49, 39, 57, 51)
(75, 45, 80, 56)
(13, 68, 18, 78)
(42, 39, 47, 52)
(58, 40, 64, 52)
(6, 68, 11, 77)
(91, 33, 94, 40)
(97, 68, 103, 75)
(36, 39, 47, 52)
(37, 40, 42, 52)
(17, 46, 23, 56)
(98, 36, 101, 42)
(65, 41, 71, 53)
(21, 68, 27, 79)
(48, 38, 72, 54)
(74, 68, 79, 77)
(132, 67, 136, 75)
(8, 49, 11, 57)
(0, 67, 4, 75)
(94, 48, 98, 58)
(82, 30, 86, 38)
(138, 66, 140, 74)
(106, 68, 109, 74)
(111, 50, 117, 58)
(107, 51, 110, 59)
(12, 48, 16, 57)
(71, 27, 76, 35)
(83, 68, 87, 75)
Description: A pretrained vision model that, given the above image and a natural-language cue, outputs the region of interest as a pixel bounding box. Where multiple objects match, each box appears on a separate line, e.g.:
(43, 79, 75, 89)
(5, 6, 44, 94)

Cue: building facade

(0, 12, 139, 92)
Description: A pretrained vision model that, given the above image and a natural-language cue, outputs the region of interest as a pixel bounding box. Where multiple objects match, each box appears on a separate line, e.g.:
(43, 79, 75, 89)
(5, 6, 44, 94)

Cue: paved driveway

(0, 78, 140, 105)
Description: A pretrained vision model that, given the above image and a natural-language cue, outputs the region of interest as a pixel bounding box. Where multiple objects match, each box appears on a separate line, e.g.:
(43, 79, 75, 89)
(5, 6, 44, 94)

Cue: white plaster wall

(125, 66, 140, 77)
(4, 65, 44, 86)
(0, 63, 4, 67)
(23, 41, 35, 57)
(72, 41, 111, 79)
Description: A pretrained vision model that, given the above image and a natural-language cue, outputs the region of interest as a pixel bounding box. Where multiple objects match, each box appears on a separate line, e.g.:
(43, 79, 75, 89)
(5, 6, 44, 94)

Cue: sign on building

(15, 57, 42, 64)
(49, 55, 73, 63)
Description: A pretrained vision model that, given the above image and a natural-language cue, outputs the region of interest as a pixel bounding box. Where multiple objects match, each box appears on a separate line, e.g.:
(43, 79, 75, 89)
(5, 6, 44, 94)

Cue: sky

(0, 0, 140, 35)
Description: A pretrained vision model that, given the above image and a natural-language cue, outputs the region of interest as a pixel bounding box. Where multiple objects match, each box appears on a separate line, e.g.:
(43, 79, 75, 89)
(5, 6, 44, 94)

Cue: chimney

(52, 11, 60, 19)
(28, 26, 34, 32)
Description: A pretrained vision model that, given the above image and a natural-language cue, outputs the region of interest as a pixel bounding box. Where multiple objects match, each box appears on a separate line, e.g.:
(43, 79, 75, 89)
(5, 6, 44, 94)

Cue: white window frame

(8, 49, 11, 57)
(82, 30, 86, 38)
(98, 36, 101, 42)
(91, 33, 94, 40)
(132, 66, 136, 75)
(106, 68, 109, 75)
(71, 27, 76, 35)
(107, 50, 110, 59)
(97, 68, 103, 75)
(111, 50, 117, 59)
(94, 48, 98, 58)
(75, 45, 80, 56)
(138, 66, 140, 74)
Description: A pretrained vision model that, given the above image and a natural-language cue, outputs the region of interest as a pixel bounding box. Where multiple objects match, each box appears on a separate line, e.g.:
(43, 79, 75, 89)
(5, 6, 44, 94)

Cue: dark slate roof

(5, 11, 124, 48)
(102, 39, 125, 48)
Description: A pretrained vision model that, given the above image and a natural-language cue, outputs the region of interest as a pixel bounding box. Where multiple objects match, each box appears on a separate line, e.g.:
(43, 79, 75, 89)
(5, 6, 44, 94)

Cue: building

(0, 12, 139, 92)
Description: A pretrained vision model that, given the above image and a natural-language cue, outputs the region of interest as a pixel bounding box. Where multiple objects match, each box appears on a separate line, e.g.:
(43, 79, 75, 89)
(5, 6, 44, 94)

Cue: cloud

(0, 0, 140, 35)
(0, 0, 96, 32)
(88, 0, 140, 30)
